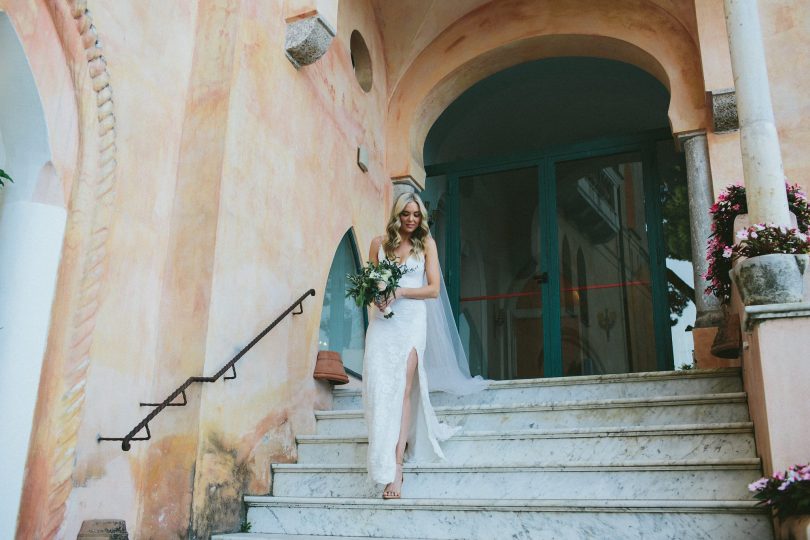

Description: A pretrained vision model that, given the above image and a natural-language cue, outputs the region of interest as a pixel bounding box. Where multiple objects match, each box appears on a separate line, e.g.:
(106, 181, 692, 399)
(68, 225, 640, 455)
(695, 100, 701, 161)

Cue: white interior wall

(0, 13, 67, 538)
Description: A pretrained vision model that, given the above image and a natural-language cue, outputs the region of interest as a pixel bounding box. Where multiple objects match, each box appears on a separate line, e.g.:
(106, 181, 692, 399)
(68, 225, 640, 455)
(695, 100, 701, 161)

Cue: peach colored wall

(187, 1, 389, 535)
(761, 0, 810, 194)
(5, 0, 390, 537)
(65, 0, 387, 538)
(697, 0, 810, 197)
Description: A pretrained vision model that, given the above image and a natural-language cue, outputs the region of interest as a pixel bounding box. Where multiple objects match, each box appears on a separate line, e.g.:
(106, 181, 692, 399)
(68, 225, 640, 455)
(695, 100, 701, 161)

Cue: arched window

(318, 229, 367, 376)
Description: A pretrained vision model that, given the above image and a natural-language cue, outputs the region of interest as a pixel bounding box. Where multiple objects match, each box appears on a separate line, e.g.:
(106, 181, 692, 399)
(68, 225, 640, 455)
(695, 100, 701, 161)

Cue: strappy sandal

(382, 462, 404, 499)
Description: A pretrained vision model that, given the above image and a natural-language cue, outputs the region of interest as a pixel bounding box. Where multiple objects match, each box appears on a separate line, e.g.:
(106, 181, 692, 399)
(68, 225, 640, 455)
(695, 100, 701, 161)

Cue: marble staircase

(214, 368, 773, 540)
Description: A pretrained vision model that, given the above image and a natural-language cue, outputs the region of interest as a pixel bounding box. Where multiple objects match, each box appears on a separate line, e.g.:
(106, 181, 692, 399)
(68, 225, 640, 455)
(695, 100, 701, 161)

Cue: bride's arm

(397, 237, 440, 300)
(368, 235, 382, 265)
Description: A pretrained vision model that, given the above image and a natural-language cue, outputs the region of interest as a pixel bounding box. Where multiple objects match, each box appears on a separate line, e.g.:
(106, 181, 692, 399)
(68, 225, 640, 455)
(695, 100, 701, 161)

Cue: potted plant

(705, 183, 810, 305)
(749, 464, 810, 539)
(730, 224, 809, 305)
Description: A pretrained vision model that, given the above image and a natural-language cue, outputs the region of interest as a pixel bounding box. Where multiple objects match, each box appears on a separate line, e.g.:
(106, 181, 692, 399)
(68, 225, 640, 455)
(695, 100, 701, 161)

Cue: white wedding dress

(362, 245, 462, 485)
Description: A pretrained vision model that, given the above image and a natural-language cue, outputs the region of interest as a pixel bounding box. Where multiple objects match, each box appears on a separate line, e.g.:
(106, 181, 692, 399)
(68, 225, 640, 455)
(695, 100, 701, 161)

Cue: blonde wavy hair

(383, 192, 431, 261)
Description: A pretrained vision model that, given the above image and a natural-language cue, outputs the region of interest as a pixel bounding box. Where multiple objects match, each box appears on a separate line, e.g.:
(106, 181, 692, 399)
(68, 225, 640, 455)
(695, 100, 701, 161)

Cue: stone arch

(385, 0, 707, 186)
(0, 0, 120, 538)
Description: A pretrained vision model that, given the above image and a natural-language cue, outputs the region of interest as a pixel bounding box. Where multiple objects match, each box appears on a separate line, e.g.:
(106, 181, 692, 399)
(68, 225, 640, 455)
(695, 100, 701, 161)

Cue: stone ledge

(743, 302, 810, 330)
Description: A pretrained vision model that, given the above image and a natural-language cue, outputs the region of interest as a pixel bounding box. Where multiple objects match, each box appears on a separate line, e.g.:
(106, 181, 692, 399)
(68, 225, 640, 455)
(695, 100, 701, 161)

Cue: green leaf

(0, 168, 12, 188)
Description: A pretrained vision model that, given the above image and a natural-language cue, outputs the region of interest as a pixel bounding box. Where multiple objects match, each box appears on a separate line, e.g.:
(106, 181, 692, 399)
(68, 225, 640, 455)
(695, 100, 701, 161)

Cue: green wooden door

(425, 131, 673, 379)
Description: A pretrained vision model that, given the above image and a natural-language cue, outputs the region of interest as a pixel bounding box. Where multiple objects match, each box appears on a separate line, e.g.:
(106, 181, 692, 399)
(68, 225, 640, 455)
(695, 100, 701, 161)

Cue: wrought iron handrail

(98, 289, 316, 451)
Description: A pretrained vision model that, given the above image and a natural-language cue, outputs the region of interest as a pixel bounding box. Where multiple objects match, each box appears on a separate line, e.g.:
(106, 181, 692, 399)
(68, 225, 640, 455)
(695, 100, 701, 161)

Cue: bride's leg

(383, 347, 418, 497)
(396, 347, 419, 461)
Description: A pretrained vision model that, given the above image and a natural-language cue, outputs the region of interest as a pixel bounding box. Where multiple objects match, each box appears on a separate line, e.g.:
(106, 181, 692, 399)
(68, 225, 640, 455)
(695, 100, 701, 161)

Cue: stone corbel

(710, 88, 739, 133)
(392, 175, 423, 200)
(284, 12, 336, 69)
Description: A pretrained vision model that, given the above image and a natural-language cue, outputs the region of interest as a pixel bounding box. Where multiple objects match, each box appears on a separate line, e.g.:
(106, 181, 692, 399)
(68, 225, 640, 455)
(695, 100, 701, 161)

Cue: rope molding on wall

(43, 1, 118, 537)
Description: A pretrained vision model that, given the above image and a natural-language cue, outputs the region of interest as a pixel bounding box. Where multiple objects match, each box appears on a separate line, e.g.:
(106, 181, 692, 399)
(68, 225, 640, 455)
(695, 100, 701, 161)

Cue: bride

(362, 192, 488, 499)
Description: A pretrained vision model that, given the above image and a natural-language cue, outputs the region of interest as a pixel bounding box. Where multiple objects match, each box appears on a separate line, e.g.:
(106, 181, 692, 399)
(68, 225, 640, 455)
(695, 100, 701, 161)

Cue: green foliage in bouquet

(0, 168, 12, 189)
(749, 464, 810, 517)
(346, 258, 411, 319)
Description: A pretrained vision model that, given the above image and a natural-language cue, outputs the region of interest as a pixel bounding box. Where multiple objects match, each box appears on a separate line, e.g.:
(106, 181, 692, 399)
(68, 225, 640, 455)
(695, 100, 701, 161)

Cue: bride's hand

(375, 291, 397, 310)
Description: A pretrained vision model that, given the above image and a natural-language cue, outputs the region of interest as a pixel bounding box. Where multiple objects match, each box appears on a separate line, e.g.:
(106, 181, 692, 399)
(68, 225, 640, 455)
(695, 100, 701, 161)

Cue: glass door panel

(318, 231, 367, 375)
(555, 153, 657, 375)
(458, 167, 543, 380)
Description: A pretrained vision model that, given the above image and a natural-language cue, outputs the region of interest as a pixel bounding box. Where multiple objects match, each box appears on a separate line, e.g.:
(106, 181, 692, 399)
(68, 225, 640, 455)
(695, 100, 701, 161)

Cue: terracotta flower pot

(710, 310, 741, 359)
(731, 253, 808, 306)
(313, 350, 349, 384)
(778, 514, 810, 540)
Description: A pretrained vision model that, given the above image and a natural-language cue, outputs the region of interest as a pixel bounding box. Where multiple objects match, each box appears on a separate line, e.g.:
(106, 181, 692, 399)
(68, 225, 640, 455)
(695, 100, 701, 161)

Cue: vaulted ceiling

(371, 0, 699, 98)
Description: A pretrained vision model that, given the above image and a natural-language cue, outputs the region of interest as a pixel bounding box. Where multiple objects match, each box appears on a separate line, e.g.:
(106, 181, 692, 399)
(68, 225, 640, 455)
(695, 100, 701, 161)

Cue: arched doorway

(422, 57, 693, 380)
(318, 229, 367, 377)
(0, 12, 67, 537)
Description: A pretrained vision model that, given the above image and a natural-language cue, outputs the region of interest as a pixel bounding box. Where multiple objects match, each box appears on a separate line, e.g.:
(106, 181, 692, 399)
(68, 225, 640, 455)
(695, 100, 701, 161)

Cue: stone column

(724, 0, 790, 226)
(682, 134, 723, 327)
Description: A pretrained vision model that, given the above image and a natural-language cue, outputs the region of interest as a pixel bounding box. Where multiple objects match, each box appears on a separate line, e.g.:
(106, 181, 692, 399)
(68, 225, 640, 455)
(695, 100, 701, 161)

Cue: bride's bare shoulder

(424, 236, 437, 254)
(369, 235, 385, 262)
(371, 235, 385, 250)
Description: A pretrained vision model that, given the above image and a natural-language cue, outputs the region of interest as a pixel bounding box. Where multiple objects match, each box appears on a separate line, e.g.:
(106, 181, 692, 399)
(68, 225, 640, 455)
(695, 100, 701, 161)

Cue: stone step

(270, 459, 761, 500)
(296, 423, 756, 465)
(214, 535, 435, 540)
(242, 497, 772, 540)
(315, 393, 750, 436)
(330, 369, 743, 410)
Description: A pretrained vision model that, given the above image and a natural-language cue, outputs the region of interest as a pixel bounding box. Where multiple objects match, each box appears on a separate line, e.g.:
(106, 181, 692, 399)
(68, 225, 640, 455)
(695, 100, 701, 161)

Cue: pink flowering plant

(734, 224, 810, 259)
(749, 464, 810, 517)
(705, 183, 810, 303)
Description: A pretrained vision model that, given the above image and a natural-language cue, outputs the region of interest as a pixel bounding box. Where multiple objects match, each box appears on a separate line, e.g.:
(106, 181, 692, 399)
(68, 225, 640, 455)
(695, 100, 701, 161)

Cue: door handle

(533, 272, 549, 284)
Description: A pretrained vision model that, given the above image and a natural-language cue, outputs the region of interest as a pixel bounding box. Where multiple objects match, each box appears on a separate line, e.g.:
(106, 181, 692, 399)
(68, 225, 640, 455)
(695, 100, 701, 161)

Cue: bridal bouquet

(346, 258, 411, 318)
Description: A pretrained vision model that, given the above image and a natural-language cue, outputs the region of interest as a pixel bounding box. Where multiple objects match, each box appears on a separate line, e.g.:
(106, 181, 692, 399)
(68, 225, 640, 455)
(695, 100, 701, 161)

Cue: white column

(0, 202, 66, 539)
(724, 0, 790, 226)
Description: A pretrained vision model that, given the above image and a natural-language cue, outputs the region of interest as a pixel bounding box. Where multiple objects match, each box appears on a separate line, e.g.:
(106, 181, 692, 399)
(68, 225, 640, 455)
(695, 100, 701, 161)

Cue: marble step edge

(331, 368, 742, 397)
(271, 458, 762, 474)
(296, 422, 755, 444)
(215, 534, 435, 540)
(244, 496, 765, 514)
(317, 392, 748, 419)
